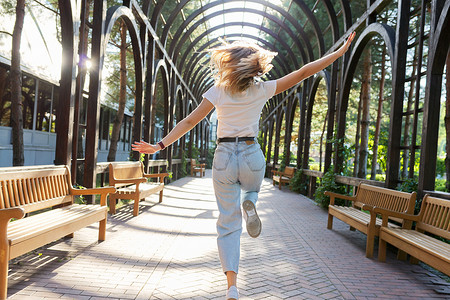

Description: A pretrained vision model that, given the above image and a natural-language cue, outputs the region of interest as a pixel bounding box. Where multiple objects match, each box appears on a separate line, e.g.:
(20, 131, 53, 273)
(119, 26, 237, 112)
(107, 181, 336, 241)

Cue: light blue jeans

(212, 139, 266, 274)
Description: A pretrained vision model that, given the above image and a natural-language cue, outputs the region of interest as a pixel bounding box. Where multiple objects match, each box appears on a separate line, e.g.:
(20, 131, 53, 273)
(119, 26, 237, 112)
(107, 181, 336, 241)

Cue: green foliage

(397, 177, 420, 213)
(180, 152, 188, 177)
(206, 146, 215, 169)
(289, 169, 307, 194)
(436, 157, 446, 178)
(397, 177, 418, 194)
(330, 136, 353, 176)
(1, 1, 14, 14)
(73, 184, 86, 204)
(191, 146, 200, 159)
(279, 148, 287, 171)
(314, 167, 346, 209)
(435, 179, 447, 192)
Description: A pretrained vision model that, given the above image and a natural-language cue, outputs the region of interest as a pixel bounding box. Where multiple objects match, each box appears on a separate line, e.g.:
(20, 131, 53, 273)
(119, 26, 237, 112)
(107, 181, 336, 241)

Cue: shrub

(314, 167, 346, 209)
(289, 169, 307, 194)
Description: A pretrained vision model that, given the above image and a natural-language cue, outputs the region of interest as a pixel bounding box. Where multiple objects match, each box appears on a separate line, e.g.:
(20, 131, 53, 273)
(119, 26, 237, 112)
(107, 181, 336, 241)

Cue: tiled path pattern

(7, 170, 450, 299)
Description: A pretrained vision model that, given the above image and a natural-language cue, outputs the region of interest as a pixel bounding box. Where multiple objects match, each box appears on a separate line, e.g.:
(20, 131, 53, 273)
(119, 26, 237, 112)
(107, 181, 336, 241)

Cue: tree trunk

(10, 0, 26, 166)
(445, 50, 450, 191)
(353, 92, 362, 177)
(370, 45, 386, 180)
(107, 20, 127, 162)
(401, 46, 418, 179)
(357, 49, 372, 179)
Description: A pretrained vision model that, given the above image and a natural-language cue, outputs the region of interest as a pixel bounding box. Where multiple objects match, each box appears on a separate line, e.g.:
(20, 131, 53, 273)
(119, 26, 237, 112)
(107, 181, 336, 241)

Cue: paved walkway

(7, 170, 450, 299)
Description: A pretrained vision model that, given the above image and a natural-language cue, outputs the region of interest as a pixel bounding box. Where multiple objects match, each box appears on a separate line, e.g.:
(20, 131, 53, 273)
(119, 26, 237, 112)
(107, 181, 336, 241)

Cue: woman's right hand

(131, 140, 161, 154)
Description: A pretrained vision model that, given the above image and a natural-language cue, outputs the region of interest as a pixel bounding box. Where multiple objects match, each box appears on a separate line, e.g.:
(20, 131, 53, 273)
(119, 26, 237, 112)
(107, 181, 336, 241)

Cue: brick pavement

(6, 170, 450, 299)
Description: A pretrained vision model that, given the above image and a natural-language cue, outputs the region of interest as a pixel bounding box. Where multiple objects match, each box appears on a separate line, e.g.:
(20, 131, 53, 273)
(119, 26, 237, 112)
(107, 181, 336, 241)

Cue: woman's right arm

(274, 32, 355, 95)
(132, 98, 214, 154)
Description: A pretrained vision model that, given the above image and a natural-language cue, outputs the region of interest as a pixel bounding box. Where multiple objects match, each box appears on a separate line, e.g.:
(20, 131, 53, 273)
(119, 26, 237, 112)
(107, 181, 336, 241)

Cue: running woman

(132, 32, 355, 300)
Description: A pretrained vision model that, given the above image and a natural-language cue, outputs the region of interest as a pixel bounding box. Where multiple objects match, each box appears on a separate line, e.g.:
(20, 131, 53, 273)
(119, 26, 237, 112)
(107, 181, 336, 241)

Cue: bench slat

(381, 228, 450, 261)
(9, 206, 107, 260)
(8, 205, 106, 244)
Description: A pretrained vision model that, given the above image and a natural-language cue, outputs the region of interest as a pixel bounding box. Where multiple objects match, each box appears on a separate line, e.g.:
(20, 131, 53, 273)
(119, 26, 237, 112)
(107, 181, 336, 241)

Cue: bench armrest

(144, 173, 169, 178)
(0, 207, 25, 222)
(112, 178, 147, 184)
(192, 163, 205, 167)
(324, 191, 356, 205)
(70, 186, 116, 206)
(373, 206, 420, 226)
(144, 173, 169, 183)
(70, 186, 116, 196)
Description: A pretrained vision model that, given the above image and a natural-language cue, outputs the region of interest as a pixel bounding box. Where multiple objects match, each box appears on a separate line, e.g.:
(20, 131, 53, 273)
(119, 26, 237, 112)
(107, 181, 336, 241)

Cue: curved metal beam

(162, 0, 314, 61)
(336, 22, 395, 167)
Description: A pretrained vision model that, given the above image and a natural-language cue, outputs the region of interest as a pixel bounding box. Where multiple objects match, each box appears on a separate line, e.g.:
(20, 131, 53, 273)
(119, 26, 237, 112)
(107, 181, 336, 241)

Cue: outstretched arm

(275, 32, 356, 95)
(132, 98, 214, 154)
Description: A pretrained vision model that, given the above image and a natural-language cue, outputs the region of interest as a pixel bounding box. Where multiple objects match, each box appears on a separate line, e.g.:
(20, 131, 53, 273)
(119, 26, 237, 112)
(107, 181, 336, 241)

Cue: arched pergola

(48, 0, 448, 198)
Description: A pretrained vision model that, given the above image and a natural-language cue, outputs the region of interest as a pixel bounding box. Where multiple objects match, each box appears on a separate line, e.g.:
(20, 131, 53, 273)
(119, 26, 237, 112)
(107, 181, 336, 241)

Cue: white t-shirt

(202, 80, 277, 138)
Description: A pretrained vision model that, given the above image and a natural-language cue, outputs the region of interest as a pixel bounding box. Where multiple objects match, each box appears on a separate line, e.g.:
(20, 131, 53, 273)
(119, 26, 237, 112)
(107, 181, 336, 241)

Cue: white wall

(0, 126, 131, 167)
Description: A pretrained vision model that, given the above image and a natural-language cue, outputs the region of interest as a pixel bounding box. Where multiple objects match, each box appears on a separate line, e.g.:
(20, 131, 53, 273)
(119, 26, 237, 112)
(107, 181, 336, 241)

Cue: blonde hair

(208, 40, 277, 94)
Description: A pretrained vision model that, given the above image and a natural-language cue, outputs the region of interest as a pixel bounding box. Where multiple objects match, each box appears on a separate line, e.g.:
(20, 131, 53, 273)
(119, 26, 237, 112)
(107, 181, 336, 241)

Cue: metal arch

(55, 0, 80, 166)
(291, 0, 325, 55)
(318, 0, 340, 43)
(171, 21, 301, 73)
(335, 22, 395, 168)
(177, 22, 300, 83)
(168, 8, 308, 67)
(150, 0, 166, 29)
(430, 0, 450, 73)
(302, 70, 332, 170)
(103, 6, 145, 162)
(104, 6, 143, 79)
(161, 0, 315, 62)
(419, 0, 450, 192)
(173, 85, 184, 119)
(180, 33, 291, 75)
(181, 34, 291, 87)
(338, 0, 353, 32)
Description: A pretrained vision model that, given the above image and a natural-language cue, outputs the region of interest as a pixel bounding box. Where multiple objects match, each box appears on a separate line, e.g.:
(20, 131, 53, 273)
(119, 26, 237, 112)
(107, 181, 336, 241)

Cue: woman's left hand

(338, 32, 356, 55)
(132, 140, 160, 154)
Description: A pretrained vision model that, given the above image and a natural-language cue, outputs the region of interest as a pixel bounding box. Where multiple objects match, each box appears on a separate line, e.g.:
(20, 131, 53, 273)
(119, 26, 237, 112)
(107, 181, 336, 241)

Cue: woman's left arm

(275, 32, 355, 95)
(132, 98, 214, 154)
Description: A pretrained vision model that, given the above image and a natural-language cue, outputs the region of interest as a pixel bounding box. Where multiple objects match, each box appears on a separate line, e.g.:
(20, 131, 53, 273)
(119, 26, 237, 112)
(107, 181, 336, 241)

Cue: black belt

(217, 137, 255, 143)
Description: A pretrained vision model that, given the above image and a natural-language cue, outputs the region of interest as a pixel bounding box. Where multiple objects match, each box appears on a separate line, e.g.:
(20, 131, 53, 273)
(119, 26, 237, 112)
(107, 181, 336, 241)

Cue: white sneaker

(226, 285, 239, 300)
(242, 200, 261, 238)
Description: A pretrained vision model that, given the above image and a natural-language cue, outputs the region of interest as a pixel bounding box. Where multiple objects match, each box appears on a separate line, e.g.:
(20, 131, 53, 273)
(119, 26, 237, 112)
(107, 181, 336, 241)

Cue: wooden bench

(376, 195, 450, 276)
(108, 162, 169, 216)
(190, 159, 205, 177)
(0, 165, 115, 299)
(271, 166, 295, 190)
(325, 183, 416, 258)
